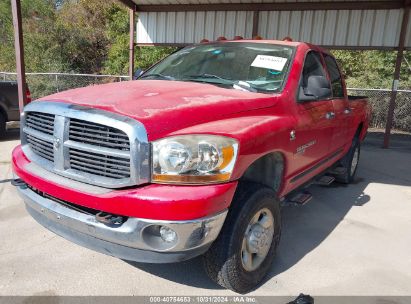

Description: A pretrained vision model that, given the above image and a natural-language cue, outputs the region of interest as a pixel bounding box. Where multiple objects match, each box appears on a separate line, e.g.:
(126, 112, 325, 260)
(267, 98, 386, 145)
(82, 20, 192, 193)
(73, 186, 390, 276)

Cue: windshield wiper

(233, 81, 258, 93)
(185, 74, 258, 92)
(139, 73, 174, 80)
(185, 74, 233, 84)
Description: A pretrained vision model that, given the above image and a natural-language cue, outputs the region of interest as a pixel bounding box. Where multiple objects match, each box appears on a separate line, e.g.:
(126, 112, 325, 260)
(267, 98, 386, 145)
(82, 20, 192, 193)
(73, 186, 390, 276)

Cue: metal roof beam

(135, 1, 404, 12)
(135, 43, 411, 51)
(118, 0, 136, 10)
(129, 7, 136, 80)
(383, 4, 410, 148)
(11, 0, 27, 112)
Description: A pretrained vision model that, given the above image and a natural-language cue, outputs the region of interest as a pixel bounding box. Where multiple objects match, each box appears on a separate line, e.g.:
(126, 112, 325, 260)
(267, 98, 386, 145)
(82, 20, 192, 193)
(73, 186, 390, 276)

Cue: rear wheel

(203, 183, 281, 293)
(335, 138, 361, 184)
(0, 112, 6, 138)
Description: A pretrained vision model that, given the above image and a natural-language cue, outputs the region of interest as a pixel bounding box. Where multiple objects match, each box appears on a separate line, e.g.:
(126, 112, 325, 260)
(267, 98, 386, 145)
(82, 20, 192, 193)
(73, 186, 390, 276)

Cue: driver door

(290, 51, 334, 183)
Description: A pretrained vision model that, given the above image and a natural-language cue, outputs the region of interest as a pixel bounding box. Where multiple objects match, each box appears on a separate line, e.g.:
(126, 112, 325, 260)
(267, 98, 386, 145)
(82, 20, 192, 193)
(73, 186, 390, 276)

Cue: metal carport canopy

(10, 0, 410, 148)
(115, 0, 410, 148)
(118, 0, 411, 49)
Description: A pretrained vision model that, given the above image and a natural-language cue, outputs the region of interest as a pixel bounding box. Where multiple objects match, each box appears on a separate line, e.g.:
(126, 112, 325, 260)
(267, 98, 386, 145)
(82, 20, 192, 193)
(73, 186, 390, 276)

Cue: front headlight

(152, 135, 239, 184)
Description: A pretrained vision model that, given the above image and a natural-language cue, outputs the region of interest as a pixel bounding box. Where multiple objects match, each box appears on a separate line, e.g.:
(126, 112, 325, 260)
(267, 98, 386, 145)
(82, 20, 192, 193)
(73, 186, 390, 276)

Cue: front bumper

(12, 145, 237, 221)
(16, 181, 227, 263)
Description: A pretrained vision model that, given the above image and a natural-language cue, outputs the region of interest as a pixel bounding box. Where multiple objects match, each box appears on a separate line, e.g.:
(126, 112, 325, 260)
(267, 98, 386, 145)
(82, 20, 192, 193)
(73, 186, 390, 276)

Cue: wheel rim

(241, 208, 275, 272)
(351, 146, 360, 176)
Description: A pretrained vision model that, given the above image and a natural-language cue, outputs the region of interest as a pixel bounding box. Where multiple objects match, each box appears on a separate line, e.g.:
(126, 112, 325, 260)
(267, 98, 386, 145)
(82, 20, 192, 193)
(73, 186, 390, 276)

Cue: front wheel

(203, 183, 281, 293)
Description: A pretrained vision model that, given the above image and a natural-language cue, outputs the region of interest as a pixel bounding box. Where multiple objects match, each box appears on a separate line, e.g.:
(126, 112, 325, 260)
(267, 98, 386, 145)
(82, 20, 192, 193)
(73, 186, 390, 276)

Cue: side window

(299, 51, 330, 100)
(324, 55, 344, 98)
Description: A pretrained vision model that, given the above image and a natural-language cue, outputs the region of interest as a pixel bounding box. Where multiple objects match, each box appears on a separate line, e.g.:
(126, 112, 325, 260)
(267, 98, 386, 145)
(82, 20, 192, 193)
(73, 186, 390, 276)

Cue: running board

(282, 191, 313, 207)
(314, 175, 335, 186)
(328, 166, 347, 175)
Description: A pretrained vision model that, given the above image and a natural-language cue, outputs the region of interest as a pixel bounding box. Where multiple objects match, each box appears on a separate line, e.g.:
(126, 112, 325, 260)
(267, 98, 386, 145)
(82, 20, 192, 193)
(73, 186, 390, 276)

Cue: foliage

(102, 3, 176, 75)
(332, 50, 411, 90)
(0, 0, 61, 71)
(0, 0, 175, 75)
(53, 0, 114, 73)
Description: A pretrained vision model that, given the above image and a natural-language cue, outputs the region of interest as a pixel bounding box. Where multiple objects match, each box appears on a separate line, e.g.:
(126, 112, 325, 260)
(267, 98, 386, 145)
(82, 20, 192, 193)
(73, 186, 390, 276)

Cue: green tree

(102, 3, 176, 75)
(332, 50, 411, 89)
(54, 0, 117, 73)
(0, 0, 65, 72)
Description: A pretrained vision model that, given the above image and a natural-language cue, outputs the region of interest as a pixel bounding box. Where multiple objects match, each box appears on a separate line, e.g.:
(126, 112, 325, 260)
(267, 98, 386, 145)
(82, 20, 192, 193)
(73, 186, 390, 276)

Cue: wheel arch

(239, 151, 285, 194)
(355, 122, 365, 140)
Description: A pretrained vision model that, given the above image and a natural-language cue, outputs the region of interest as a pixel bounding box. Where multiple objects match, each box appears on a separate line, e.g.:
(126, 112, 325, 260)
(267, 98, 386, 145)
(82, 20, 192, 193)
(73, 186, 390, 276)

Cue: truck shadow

(125, 257, 223, 289)
(124, 177, 371, 291)
(263, 133, 411, 290)
(266, 178, 371, 283)
(124, 133, 411, 292)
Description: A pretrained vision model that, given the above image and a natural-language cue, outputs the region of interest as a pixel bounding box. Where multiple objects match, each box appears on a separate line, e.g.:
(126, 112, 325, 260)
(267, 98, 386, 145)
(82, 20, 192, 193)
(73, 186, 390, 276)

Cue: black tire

(335, 137, 361, 184)
(203, 182, 281, 293)
(0, 112, 6, 138)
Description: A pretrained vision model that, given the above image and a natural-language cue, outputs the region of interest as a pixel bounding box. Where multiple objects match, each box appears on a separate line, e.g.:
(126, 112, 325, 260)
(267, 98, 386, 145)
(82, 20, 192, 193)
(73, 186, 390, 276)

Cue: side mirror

(134, 68, 144, 79)
(304, 75, 331, 99)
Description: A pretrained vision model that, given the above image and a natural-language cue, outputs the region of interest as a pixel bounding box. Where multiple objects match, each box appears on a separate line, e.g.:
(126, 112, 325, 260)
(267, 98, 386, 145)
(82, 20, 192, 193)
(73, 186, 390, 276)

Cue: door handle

(344, 107, 352, 114)
(325, 112, 335, 119)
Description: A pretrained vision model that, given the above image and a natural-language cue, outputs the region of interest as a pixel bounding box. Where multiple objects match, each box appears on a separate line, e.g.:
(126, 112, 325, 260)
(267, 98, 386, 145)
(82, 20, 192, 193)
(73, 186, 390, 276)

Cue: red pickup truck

(12, 40, 369, 293)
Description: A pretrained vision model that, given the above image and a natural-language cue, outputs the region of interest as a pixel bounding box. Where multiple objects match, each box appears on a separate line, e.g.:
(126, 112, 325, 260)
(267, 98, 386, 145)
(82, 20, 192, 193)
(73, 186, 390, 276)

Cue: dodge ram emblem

(53, 137, 61, 150)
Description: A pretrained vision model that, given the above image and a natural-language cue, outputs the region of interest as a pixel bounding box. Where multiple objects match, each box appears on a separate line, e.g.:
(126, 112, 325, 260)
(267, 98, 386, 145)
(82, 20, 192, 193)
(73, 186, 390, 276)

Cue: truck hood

(38, 80, 278, 139)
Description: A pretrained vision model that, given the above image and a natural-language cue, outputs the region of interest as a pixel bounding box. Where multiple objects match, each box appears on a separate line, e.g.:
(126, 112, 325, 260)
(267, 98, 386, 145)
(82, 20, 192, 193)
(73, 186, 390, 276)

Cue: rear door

(323, 54, 351, 151)
(291, 50, 334, 181)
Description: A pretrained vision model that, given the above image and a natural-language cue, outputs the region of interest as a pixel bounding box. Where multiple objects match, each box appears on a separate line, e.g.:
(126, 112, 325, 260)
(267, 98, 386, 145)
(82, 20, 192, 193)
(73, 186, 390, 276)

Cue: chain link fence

(1, 72, 129, 100)
(1, 72, 410, 133)
(347, 88, 411, 132)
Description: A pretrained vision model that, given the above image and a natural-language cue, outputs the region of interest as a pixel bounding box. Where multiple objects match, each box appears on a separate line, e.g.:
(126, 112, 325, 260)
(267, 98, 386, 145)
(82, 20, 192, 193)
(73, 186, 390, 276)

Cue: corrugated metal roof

(258, 9, 404, 47)
(134, 0, 391, 6)
(137, 11, 254, 43)
(137, 8, 409, 48)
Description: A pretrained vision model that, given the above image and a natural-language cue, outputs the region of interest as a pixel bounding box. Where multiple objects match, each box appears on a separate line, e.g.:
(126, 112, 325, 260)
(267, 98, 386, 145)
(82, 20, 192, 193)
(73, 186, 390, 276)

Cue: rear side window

(324, 55, 344, 98)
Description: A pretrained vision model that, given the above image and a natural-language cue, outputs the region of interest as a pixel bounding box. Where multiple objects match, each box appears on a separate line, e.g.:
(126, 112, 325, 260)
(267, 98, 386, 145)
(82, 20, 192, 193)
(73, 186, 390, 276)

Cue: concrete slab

(0, 130, 410, 296)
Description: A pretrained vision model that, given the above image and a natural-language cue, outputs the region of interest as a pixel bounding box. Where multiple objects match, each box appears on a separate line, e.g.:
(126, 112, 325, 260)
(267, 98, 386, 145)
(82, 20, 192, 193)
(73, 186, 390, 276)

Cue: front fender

(168, 115, 295, 180)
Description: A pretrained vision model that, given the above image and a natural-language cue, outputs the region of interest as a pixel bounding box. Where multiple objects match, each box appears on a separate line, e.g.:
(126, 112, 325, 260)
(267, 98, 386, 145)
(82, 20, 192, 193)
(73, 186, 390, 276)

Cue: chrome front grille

(21, 101, 150, 188)
(69, 119, 131, 150)
(25, 112, 55, 163)
(25, 112, 55, 136)
(26, 133, 54, 162)
(67, 119, 131, 179)
(69, 147, 131, 179)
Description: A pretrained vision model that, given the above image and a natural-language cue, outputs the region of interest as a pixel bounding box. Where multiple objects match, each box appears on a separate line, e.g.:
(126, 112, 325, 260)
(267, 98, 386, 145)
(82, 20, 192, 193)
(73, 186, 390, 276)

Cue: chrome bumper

(16, 181, 227, 263)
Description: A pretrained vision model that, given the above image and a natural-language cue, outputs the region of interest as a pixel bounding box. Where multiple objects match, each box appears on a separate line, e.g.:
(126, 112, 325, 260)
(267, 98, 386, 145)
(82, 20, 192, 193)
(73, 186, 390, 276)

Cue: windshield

(139, 42, 294, 93)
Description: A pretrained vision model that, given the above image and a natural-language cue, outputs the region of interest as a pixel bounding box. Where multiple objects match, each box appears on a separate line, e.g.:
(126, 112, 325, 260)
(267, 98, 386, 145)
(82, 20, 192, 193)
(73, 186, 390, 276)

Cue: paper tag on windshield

(251, 55, 288, 71)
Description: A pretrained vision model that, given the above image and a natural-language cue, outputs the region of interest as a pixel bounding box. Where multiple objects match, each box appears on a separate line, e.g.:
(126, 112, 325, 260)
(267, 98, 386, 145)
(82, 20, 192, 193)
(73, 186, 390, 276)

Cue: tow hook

(11, 178, 28, 189)
(95, 212, 126, 227)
